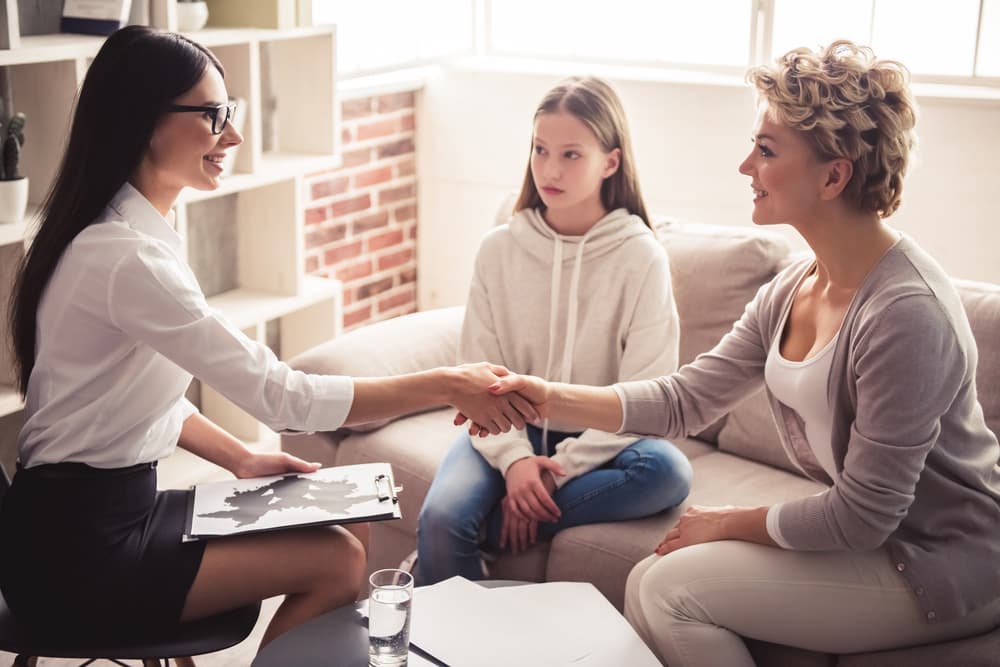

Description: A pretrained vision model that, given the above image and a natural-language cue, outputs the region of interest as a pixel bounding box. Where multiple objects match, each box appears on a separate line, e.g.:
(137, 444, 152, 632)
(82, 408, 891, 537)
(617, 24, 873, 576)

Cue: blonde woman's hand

(454, 371, 551, 437)
(448, 363, 539, 435)
(654, 505, 771, 555)
(488, 372, 552, 412)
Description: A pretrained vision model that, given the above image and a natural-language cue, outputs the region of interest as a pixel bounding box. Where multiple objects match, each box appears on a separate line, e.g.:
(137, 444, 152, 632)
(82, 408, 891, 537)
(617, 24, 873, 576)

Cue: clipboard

(182, 462, 402, 542)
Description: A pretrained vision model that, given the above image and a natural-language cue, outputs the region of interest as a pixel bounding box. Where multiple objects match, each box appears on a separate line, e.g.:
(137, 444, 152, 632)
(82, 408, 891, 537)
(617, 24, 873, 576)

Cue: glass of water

(368, 568, 413, 666)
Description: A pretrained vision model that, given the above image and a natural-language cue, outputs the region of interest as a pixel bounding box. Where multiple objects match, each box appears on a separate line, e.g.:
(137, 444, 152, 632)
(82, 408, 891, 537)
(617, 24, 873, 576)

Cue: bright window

(772, 0, 987, 78)
(316, 0, 998, 83)
(488, 0, 752, 68)
(312, 0, 474, 74)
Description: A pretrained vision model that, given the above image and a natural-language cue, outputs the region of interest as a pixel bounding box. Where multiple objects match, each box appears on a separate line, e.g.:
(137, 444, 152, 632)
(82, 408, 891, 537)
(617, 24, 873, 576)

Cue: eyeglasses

(167, 102, 237, 135)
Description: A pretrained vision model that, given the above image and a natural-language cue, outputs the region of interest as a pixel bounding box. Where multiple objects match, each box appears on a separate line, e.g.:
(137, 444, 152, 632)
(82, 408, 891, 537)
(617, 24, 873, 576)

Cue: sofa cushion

(653, 217, 792, 449)
(837, 628, 1000, 667)
(652, 217, 791, 367)
(716, 388, 799, 475)
(286, 306, 464, 432)
(955, 279, 1000, 439)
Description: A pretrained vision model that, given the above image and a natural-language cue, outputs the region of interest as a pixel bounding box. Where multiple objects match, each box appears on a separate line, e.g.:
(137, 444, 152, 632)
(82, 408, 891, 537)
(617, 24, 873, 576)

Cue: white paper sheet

(407, 578, 660, 666)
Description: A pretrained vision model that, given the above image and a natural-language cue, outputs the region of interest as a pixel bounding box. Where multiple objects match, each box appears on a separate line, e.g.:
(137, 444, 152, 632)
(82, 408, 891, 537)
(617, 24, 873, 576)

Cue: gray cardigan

(616, 235, 1000, 623)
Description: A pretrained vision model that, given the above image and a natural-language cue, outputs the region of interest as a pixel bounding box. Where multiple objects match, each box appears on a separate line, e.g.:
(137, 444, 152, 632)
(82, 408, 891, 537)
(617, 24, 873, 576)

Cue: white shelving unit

(0, 21, 343, 455)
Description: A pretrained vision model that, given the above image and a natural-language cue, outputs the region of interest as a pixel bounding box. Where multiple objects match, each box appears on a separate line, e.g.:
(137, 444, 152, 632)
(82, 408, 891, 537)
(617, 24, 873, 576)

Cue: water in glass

(368, 570, 413, 666)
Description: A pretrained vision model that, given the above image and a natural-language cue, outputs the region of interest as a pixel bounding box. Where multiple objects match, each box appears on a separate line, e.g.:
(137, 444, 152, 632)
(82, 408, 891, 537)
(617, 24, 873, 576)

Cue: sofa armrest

(287, 306, 466, 432)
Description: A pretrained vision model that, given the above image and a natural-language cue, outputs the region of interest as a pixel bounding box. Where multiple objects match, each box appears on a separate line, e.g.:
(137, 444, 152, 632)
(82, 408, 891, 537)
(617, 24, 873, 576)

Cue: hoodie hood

(509, 207, 651, 264)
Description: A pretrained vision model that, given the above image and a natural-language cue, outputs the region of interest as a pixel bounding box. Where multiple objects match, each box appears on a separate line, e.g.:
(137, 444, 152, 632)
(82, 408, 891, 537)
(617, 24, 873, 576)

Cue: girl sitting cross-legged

(416, 76, 693, 584)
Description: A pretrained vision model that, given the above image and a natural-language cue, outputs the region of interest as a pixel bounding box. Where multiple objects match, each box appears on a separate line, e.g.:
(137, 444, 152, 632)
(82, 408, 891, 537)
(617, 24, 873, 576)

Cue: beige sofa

(282, 218, 1000, 666)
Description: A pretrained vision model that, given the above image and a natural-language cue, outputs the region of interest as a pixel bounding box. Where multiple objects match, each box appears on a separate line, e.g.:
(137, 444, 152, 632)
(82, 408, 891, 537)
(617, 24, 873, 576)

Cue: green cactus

(1, 111, 25, 181)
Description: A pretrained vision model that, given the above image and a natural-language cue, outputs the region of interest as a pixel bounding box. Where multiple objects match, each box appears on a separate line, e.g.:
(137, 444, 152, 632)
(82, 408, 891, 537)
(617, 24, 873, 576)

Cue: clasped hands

(449, 363, 550, 437)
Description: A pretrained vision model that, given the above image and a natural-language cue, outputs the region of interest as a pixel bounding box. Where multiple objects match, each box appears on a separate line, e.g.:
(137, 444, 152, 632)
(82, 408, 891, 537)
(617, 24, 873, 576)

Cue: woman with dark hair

(0, 26, 533, 651)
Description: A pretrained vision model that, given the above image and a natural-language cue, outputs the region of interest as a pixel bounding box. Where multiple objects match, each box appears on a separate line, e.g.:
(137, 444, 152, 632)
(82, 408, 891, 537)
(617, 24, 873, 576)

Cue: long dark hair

(513, 76, 650, 227)
(8, 26, 224, 394)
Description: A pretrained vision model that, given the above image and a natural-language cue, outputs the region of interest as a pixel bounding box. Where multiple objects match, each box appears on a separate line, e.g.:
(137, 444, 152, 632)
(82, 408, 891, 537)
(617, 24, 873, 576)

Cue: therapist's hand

(448, 363, 539, 435)
(455, 371, 551, 437)
(232, 451, 321, 479)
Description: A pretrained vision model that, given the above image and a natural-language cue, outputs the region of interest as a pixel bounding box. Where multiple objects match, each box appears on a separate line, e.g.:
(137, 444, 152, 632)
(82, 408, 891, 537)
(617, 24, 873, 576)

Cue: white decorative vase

(176, 1, 209, 32)
(0, 177, 28, 225)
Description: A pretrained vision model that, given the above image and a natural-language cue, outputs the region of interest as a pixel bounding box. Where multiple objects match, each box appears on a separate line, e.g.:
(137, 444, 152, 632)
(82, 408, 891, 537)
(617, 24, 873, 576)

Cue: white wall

(417, 61, 1000, 309)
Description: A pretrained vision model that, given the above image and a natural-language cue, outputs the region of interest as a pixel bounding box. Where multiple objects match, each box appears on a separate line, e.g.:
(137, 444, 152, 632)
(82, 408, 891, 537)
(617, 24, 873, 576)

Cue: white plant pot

(176, 2, 210, 32)
(0, 177, 28, 225)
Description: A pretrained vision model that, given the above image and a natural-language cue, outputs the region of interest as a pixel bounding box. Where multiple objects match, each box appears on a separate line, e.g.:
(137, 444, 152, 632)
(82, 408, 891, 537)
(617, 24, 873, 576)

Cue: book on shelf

(62, 0, 133, 36)
(182, 461, 402, 541)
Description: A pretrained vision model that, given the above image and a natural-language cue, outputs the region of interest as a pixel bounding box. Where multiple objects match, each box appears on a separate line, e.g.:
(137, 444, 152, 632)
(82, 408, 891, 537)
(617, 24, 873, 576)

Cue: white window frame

(476, 0, 1000, 87)
(316, 0, 999, 87)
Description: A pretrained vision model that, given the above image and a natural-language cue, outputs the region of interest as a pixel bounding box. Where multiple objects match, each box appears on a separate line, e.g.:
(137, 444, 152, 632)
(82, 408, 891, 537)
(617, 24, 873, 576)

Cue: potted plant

(176, 0, 210, 31)
(0, 112, 27, 225)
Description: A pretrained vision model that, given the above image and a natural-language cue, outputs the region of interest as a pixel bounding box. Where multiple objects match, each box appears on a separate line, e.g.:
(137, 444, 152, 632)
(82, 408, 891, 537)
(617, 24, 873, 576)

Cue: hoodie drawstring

(541, 235, 587, 455)
(541, 237, 563, 454)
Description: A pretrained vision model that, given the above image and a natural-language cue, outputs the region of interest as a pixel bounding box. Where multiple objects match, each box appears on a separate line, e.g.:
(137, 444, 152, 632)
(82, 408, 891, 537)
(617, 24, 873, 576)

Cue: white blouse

(19, 183, 353, 469)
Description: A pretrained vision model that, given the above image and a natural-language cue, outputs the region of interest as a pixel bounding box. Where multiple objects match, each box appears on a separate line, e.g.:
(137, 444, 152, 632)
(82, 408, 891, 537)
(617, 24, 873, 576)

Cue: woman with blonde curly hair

(472, 41, 1000, 664)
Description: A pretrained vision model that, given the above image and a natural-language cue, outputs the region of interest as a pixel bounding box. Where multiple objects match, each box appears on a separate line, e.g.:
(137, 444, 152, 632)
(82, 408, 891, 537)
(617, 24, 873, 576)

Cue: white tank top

(764, 309, 839, 481)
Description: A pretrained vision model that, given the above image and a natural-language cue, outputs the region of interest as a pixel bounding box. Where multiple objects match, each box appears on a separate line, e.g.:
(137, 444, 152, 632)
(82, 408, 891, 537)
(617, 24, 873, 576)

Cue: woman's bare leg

(343, 522, 371, 598)
(179, 524, 366, 648)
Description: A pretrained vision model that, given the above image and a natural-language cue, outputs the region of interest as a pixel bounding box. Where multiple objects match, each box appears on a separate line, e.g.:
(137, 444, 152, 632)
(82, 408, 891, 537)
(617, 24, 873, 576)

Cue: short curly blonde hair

(747, 40, 918, 218)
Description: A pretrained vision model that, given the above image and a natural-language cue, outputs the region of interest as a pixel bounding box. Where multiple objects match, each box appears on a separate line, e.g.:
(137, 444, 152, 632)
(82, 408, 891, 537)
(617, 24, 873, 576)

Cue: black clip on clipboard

(374, 473, 400, 504)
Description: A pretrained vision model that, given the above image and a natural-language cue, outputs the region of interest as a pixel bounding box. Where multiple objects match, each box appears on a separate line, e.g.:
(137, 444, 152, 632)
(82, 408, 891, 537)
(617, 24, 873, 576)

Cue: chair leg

(172, 657, 197, 667)
(13, 656, 37, 667)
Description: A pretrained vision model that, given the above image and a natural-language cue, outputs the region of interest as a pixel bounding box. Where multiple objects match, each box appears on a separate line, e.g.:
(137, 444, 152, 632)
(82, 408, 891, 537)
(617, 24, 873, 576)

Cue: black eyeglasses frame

(166, 102, 237, 135)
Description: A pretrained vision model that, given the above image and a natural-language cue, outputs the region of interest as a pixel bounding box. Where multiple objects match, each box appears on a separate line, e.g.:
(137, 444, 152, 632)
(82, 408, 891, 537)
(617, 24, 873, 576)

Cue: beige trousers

(624, 541, 1000, 667)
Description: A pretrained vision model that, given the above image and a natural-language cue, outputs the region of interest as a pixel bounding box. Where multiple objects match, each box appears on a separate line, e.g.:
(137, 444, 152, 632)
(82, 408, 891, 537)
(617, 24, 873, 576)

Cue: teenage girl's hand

(500, 495, 538, 554)
(232, 451, 321, 479)
(449, 363, 540, 435)
(504, 456, 564, 522)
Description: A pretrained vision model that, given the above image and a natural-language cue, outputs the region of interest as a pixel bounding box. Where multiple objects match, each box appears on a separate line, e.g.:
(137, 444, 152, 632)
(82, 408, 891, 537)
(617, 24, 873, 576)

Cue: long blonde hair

(513, 76, 650, 227)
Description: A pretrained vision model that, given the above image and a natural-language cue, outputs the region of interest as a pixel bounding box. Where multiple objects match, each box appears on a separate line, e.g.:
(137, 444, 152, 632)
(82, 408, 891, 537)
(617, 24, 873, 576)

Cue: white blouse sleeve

(107, 240, 353, 434)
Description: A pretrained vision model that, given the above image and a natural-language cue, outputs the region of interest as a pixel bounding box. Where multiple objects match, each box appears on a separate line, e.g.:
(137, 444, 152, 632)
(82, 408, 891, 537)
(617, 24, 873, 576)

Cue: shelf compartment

(183, 178, 301, 298)
(206, 275, 341, 331)
(259, 30, 336, 156)
(9, 59, 80, 205)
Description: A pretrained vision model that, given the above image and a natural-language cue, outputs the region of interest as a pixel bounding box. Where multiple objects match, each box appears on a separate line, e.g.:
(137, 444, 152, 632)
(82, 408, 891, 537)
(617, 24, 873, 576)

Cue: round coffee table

(251, 580, 523, 667)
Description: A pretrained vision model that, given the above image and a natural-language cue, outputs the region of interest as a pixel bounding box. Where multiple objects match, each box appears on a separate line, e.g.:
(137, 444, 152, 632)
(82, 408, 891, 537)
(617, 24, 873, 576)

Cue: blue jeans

(416, 425, 692, 585)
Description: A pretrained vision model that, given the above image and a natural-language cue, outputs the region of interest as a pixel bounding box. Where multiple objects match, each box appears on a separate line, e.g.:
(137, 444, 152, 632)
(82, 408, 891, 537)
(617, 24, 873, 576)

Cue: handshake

(445, 362, 550, 438)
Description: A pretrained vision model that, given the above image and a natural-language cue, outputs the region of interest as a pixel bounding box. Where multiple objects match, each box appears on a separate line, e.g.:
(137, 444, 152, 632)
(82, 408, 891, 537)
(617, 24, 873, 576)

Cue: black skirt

(0, 460, 206, 637)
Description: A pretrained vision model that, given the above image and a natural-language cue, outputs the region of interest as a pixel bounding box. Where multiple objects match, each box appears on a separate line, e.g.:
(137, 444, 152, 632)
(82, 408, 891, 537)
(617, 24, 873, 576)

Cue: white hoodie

(460, 207, 680, 486)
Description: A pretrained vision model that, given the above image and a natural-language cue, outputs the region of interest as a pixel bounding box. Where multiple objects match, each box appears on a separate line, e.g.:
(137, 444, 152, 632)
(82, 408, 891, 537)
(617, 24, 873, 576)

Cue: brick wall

(303, 91, 418, 331)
